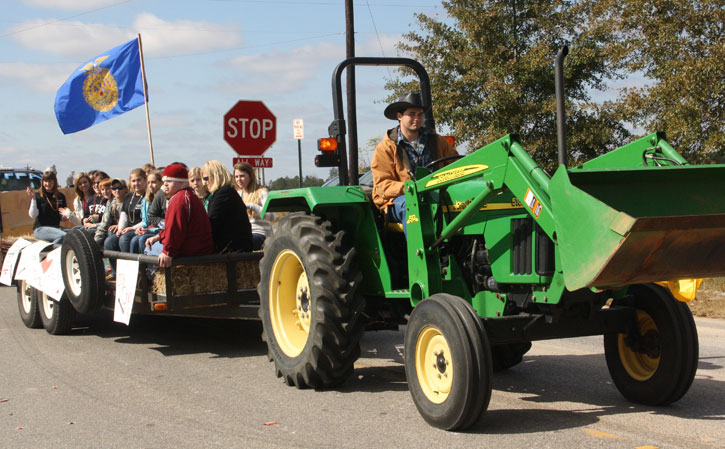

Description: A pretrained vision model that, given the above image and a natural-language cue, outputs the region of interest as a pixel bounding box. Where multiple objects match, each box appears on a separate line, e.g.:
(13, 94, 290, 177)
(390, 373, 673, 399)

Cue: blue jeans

(388, 195, 407, 234)
(119, 232, 135, 253)
(34, 226, 68, 244)
(252, 233, 265, 251)
(130, 233, 154, 254)
(104, 234, 120, 251)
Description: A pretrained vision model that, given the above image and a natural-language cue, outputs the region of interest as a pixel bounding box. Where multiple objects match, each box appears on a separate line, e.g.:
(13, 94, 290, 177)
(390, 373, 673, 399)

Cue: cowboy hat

(383, 91, 429, 120)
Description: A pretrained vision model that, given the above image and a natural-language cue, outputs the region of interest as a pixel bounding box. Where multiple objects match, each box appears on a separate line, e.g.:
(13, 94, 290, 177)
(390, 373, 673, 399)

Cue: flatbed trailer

(6, 229, 262, 335)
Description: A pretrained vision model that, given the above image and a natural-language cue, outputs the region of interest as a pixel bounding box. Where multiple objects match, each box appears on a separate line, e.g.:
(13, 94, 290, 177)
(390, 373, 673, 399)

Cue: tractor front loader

(257, 51, 718, 430)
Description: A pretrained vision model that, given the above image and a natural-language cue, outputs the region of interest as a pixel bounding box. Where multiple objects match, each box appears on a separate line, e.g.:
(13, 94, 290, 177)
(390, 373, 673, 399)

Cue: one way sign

(233, 157, 273, 168)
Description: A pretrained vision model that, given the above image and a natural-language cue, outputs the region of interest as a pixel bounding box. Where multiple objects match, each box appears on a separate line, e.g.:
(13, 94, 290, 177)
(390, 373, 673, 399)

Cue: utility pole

(345, 0, 358, 186)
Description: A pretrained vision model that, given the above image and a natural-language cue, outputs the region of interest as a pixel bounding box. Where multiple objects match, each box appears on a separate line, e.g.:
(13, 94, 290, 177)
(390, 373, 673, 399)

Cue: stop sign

(224, 100, 276, 156)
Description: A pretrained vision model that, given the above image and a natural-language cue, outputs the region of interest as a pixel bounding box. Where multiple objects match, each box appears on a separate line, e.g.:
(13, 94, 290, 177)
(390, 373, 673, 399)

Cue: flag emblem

(81, 56, 119, 112)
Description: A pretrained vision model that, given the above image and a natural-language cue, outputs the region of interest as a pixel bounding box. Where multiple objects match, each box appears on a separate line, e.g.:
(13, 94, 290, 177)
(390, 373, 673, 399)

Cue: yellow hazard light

(153, 303, 168, 311)
(318, 137, 338, 152)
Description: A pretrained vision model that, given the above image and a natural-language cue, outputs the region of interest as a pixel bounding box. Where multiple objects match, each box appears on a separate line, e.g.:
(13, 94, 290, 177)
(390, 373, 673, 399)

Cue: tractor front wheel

(258, 213, 365, 388)
(604, 283, 698, 405)
(405, 294, 492, 430)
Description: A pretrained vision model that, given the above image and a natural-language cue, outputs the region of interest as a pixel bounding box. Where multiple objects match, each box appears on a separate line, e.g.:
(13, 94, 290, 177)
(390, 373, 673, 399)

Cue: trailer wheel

(258, 212, 365, 388)
(16, 280, 42, 328)
(604, 283, 698, 405)
(405, 295, 492, 430)
(491, 342, 532, 371)
(39, 290, 75, 335)
(61, 229, 104, 314)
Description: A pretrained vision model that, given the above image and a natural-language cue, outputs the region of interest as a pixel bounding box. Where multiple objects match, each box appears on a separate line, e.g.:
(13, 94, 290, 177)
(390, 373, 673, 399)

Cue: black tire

(404, 295, 492, 430)
(258, 212, 365, 388)
(61, 229, 104, 314)
(431, 293, 493, 430)
(38, 289, 76, 335)
(16, 279, 42, 329)
(491, 342, 532, 371)
(604, 283, 698, 405)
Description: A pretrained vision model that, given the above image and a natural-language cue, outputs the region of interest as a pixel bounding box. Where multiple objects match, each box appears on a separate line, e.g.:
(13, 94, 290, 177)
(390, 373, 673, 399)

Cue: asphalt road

(1, 285, 723, 448)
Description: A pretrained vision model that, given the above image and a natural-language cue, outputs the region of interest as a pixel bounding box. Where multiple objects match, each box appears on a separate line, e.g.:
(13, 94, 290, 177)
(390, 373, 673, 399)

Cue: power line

(0, 0, 134, 38)
(365, 0, 392, 79)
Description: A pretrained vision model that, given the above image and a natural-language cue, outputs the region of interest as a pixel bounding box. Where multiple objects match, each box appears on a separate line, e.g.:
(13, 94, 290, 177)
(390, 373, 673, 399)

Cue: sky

(0, 0, 450, 185)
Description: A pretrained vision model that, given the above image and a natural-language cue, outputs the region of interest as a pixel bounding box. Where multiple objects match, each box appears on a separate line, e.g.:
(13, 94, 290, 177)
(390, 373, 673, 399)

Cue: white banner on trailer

(0, 238, 32, 285)
(39, 247, 65, 301)
(14, 241, 52, 289)
(114, 259, 139, 325)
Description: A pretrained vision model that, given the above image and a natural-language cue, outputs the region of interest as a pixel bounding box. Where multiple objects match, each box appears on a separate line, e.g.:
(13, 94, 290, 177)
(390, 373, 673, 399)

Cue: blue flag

(54, 38, 145, 134)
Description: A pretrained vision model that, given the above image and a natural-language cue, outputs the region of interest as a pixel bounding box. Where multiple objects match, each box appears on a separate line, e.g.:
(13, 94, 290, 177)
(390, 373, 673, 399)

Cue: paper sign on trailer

(0, 238, 32, 285)
(114, 259, 139, 325)
(39, 247, 65, 301)
(15, 241, 52, 289)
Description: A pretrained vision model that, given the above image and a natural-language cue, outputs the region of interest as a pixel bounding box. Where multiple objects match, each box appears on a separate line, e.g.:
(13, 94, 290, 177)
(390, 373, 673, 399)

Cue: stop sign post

(224, 101, 276, 156)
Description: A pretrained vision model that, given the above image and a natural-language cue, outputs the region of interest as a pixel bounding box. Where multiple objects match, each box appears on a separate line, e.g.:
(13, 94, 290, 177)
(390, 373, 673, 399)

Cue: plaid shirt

(396, 126, 432, 172)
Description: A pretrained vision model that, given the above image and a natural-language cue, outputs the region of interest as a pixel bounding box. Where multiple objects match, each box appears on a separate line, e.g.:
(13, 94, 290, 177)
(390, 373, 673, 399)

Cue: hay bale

(151, 259, 260, 296)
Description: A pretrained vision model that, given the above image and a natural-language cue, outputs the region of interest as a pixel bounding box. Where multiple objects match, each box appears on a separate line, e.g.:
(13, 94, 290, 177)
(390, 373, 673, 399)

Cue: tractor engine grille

(512, 218, 555, 276)
(512, 218, 532, 275)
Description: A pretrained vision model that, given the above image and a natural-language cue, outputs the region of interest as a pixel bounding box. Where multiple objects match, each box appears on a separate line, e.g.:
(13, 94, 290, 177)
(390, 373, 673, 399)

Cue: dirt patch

(688, 277, 725, 319)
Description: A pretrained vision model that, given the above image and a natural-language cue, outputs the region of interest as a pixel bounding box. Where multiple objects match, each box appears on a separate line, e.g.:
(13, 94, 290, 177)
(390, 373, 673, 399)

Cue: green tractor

(258, 51, 717, 430)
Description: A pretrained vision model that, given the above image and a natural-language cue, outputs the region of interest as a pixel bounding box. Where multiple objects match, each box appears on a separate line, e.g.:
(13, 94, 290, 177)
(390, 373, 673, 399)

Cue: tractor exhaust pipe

(555, 46, 568, 167)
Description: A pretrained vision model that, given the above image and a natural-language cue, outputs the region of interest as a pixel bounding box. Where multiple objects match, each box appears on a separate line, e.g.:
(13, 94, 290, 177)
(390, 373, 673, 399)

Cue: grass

(687, 277, 725, 319)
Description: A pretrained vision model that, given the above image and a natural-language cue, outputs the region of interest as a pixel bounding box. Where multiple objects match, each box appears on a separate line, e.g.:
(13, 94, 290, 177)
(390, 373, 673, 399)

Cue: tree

(598, 0, 724, 163)
(268, 175, 325, 191)
(391, 0, 632, 169)
(65, 170, 75, 188)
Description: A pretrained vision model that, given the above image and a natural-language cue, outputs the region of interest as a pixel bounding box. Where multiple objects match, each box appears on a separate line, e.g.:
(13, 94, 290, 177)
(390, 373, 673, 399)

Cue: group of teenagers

(26, 160, 273, 268)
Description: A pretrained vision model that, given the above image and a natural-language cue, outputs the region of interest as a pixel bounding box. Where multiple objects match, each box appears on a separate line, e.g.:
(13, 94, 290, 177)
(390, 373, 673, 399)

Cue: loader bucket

(549, 165, 725, 291)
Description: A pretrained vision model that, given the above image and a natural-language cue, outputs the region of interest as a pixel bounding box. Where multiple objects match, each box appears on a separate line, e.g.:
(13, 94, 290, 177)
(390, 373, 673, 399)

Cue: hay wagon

(10, 229, 262, 334)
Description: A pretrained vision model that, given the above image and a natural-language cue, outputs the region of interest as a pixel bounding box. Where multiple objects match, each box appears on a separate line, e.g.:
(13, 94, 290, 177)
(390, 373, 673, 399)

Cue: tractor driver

(371, 91, 457, 231)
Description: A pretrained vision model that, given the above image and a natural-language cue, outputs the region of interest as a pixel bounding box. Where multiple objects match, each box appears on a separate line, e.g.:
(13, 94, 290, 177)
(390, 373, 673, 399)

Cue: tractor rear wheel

(39, 290, 75, 335)
(405, 294, 492, 430)
(17, 279, 42, 328)
(258, 212, 365, 388)
(604, 283, 698, 405)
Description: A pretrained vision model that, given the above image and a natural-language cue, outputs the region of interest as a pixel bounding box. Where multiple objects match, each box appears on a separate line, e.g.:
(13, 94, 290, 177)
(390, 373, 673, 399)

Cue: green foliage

(390, 0, 724, 168)
(268, 175, 325, 191)
(597, 0, 725, 163)
(392, 0, 632, 169)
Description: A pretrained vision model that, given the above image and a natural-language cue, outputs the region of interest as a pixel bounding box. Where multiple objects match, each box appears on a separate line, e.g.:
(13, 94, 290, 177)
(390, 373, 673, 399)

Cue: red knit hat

(162, 163, 188, 182)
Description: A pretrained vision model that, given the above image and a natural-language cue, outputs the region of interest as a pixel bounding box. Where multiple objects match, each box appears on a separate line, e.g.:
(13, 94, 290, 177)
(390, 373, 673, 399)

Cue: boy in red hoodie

(144, 164, 214, 267)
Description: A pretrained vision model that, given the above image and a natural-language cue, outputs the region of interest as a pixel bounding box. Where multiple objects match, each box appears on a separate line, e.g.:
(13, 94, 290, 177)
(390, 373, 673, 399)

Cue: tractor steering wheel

(424, 154, 464, 170)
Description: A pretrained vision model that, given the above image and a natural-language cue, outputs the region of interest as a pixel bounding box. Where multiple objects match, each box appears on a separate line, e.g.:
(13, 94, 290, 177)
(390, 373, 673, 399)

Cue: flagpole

(137, 33, 155, 166)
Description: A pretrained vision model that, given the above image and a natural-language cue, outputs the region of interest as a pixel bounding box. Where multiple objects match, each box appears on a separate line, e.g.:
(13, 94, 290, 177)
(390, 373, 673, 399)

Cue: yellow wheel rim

(415, 326, 453, 404)
(618, 310, 660, 381)
(269, 250, 311, 358)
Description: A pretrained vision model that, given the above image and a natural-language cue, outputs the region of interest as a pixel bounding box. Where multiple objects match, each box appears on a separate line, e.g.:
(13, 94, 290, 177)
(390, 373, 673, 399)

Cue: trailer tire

(604, 283, 698, 405)
(17, 279, 42, 328)
(258, 212, 365, 388)
(491, 342, 532, 371)
(39, 290, 75, 335)
(405, 295, 491, 430)
(61, 229, 104, 314)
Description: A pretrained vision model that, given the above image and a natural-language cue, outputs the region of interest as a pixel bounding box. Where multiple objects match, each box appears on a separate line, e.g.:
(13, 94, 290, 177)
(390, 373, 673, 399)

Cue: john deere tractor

(258, 50, 717, 430)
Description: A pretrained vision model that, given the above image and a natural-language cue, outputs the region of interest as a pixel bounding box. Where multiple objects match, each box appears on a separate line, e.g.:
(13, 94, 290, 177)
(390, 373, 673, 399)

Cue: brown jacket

(371, 127, 457, 211)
